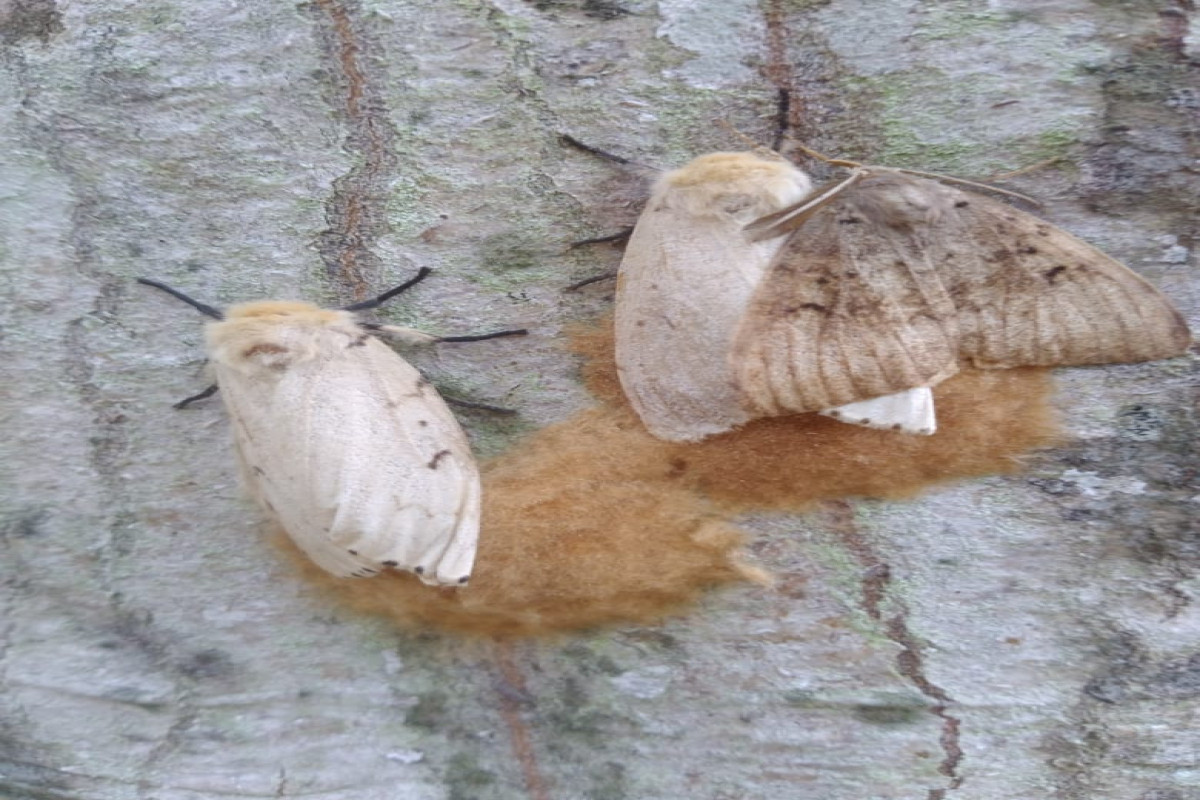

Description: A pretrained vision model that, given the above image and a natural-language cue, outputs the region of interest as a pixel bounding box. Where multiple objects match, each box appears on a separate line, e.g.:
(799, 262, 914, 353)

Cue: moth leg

(365, 324, 527, 345)
(565, 271, 619, 292)
(565, 230, 627, 292)
(558, 133, 637, 166)
(363, 325, 524, 413)
(557, 134, 645, 290)
(568, 229, 632, 250)
(174, 383, 219, 409)
(362, 324, 440, 346)
(442, 395, 518, 416)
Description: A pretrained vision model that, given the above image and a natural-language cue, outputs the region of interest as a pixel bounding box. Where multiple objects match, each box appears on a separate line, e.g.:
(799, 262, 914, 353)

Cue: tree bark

(1, 1, 1197, 798)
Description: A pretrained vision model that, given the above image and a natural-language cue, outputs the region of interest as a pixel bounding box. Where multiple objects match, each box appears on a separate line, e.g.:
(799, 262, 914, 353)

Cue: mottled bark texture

(1, 1, 1197, 799)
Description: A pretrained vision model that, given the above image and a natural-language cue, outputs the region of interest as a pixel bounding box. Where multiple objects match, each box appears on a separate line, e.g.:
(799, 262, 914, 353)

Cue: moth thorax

(660, 152, 813, 221)
(208, 305, 357, 372)
(849, 174, 951, 229)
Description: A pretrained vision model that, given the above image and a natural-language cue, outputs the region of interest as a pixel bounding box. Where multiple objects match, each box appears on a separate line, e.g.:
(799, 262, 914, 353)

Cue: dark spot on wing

(348, 549, 359, 555)
(347, 333, 370, 348)
(414, 566, 425, 574)
(954, 200, 969, 208)
(1044, 265, 1067, 283)
(891, 424, 902, 431)
(827, 409, 842, 418)
(1018, 245, 1038, 254)
(382, 560, 398, 567)
(427, 449, 452, 470)
(458, 576, 470, 585)
(838, 216, 862, 225)
(252, 466, 265, 476)
(418, 420, 429, 427)
(858, 418, 871, 425)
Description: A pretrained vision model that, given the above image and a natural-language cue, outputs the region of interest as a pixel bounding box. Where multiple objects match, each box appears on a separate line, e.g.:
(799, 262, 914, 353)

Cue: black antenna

(342, 268, 433, 312)
(137, 278, 224, 320)
(438, 328, 528, 343)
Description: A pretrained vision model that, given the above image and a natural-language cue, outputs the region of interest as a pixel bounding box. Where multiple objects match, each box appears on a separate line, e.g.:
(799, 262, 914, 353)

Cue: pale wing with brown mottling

(212, 308, 480, 586)
(928, 186, 1192, 368)
(733, 168, 1190, 419)
(732, 177, 960, 416)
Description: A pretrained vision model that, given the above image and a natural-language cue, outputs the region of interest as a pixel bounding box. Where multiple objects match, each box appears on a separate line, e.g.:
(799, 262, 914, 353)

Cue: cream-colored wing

(615, 204, 786, 441)
(613, 151, 813, 442)
(732, 193, 960, 416)
(821, 387, 936, 435)
(928, 186, 1192, 368)
(217, 335, 479, 586)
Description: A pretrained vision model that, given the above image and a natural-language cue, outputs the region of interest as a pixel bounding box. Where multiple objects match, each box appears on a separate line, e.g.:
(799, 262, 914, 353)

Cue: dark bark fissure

(309, 0, 400, 302)
(825, 501, 965, 798)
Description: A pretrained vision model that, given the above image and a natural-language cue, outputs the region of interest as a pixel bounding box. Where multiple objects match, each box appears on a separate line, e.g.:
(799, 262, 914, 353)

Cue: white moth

(614, 151, 933, 441)
(140, 271, 524, 586)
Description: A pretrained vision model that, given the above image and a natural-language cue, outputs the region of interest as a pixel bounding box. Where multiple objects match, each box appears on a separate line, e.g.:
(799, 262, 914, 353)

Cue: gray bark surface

(1, 1, 1197, 799)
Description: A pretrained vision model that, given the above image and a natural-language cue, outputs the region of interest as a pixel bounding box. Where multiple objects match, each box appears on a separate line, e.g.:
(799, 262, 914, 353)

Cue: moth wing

(732, 206, 959, 415)
(615, 204, 781, 441)
(219, 337, 479, 586)
(821, 387, 936, 435)
(934, 189, 1192, 368)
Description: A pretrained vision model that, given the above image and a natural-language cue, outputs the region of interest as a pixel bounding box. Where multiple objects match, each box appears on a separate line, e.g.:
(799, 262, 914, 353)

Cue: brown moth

(732, 165, 1192, 418)
(615, 151, 1191, 443)
(615, 151, 937, 441)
